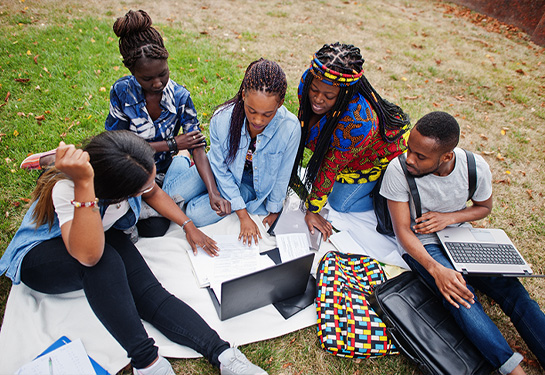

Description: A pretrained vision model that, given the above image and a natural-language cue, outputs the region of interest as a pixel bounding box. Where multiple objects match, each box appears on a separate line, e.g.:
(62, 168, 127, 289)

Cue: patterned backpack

(316, 251, 397, 358)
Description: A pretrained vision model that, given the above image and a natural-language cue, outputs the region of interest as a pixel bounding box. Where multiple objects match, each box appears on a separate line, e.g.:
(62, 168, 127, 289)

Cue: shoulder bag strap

(398, 153, 422, 219)
(463, 149, 477, 201)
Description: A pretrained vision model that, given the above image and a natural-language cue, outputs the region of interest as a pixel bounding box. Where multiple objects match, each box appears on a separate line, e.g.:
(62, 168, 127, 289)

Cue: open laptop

(268, 208, 329, 250)
(437, 227, 534, 277)
(207, 252, 315, 321)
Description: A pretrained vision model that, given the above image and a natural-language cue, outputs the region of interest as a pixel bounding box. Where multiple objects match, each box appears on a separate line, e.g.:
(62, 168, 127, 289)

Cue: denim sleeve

(208, 114, 246, 211)
(265, 119, 301, 214)
(105, 86, 130, 131)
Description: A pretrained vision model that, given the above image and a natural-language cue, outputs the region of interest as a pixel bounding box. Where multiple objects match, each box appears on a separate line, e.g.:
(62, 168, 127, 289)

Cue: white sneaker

(219, 347, 267, 375)
(133, 356, 175, 375)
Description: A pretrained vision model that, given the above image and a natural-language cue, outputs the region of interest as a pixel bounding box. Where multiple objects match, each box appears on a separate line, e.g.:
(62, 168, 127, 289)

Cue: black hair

(84, 130, 155, 202)
(215, 58, 287, 165)
(415, 111, 460, 152)
(291, 42, 410, 201)
(113, 9, 169, 71)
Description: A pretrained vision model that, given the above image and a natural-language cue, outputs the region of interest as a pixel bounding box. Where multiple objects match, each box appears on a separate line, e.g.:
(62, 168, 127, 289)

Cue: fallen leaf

(496, 153, 504, 161)
(515, 69, 526, 75)
(14, 78, 30, 83)
(484, 100, 494, 106)
(479, 134, 488, 140)
(13, 130, 19, 137)
(526, 190, 534, 199)
(493, 178, 511, 184)
(99, 87, 106, 92)
(20, 197, 30, 203)
(454, 95, 465, 101)
(432, 102, 440, 107)
(33, 54, 38, 64)
(4, 91, 10, 102)
(200, 30, 209, 35)
(202, 76, 208, 84)
(505, 85, 514, 91)
(435, 79, 443, 83)
(35, 114, 45, 121)
(404, 95, 419, 100)
(505, 170, 511, 175)
(481, 151, 494, 155)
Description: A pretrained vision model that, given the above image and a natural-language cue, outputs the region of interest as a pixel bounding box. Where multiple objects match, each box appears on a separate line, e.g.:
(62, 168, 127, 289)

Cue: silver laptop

(269, 208, 329, 250)
(437, 227, 534, 277)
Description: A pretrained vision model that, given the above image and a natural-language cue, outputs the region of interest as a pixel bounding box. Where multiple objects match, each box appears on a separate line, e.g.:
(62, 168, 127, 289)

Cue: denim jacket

(0, 197, 141, 284)
(208, 104, 301, 215)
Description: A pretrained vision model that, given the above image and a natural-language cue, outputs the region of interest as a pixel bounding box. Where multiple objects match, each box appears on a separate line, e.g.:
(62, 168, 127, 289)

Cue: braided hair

(215, 58, 287, 165)
(292, 42, 410, 201)
(113, 10, 169, 71)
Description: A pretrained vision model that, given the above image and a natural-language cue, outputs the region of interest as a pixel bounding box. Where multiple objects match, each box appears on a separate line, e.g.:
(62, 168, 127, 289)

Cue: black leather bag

(368, 271, 494, 375)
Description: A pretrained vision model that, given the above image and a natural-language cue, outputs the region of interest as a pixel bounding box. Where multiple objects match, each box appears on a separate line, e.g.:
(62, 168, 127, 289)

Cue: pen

(49, 357, 53, 375)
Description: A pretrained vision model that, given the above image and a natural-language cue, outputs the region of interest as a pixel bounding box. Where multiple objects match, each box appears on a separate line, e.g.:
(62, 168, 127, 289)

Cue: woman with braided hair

(291, 42, 411, 240)
(171, 58, 300, 245)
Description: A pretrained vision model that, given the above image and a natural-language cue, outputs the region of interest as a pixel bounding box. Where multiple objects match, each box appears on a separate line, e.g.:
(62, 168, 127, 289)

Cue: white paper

(276, 233, 311, 262)
(329, 231, 365, 254)
(15, 339, 95, 375)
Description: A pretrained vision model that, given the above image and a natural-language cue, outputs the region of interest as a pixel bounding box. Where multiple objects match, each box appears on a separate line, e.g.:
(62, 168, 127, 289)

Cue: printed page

(276, 233, 311, 262)
(15, 339, 95, 375)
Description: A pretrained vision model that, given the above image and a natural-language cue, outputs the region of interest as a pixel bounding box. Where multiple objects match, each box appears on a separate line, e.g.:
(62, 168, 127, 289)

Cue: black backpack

(372, 150, 477, 236)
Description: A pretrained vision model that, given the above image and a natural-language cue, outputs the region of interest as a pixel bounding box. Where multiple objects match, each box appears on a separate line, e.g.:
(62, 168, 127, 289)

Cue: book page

(15, 339, 95, 375)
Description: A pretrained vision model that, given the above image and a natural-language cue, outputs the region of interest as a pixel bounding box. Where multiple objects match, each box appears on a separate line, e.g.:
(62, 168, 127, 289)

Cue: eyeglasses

(137, 181, 155, 195)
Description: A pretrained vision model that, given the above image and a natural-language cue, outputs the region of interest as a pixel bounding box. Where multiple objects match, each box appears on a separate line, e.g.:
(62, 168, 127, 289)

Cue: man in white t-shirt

(380, 111, 544, 375)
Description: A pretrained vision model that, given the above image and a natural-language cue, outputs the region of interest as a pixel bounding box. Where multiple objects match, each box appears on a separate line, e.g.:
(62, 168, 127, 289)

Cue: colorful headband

(309, 54, 364, 87)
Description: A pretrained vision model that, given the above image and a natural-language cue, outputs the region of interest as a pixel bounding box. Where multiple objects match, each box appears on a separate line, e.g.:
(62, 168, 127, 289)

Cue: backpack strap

(463, 149, 477, 201)
(398, 153, 422, 219)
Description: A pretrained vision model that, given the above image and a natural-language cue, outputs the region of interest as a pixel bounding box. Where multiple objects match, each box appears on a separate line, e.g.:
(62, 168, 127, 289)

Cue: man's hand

(304, 210, 333, 241)
(429, 264, 475, 309)
(262, 212, 280, 229)
(414, 211, 454, 234)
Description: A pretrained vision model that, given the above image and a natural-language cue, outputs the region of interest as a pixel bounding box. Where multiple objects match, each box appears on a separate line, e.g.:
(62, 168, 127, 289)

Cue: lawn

(1, 0, 544, 374)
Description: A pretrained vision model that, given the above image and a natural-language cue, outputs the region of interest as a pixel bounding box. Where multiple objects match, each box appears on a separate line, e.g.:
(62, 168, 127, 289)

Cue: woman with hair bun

(291, 42, 412, 240)
(105, 9, 230, 237)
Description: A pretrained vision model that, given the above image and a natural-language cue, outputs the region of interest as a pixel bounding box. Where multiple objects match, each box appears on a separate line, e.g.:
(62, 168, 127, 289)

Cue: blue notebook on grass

(36, 336, 109, 375)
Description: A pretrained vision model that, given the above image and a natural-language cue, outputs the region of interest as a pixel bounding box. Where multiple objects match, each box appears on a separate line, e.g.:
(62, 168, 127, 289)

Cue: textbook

(15, 336, 109, 375)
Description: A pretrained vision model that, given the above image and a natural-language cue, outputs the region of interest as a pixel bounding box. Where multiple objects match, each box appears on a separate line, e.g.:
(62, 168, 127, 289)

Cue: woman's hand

(174, 131, 206, 151)
(262, 212, 280, 229)
(209, 192, 231, 217)
(237, 210, 262, 246)
(184, 222, 219, 257)
(305, 210, 333, 241)
(55, 142, 94, 184)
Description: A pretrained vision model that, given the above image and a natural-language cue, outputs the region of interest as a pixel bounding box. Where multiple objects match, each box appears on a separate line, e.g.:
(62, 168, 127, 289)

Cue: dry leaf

(496, 153, 504, 161)
(454, 95, 465, 101)
(35, 115, 45, 121)
(526, 190, 534, 199)
(481, 151, 494, 155)
(515, 69, 526, 75)
(14, 78, 30, 83)
(202, 76, 208, 84)
(4, 92, 10, 102)
(479, 134, 488, 140)
(404, 95, 419, 100)
(505, 85, 514, 91)
(484, 100, 494, 106)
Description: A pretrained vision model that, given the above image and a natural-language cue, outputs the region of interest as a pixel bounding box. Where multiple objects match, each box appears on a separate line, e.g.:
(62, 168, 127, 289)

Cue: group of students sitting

(1, 9, 543, 375)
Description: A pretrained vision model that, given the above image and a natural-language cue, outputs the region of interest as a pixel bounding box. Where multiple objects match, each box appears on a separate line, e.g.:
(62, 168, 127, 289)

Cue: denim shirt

(207, 104, 301, 215)
(0, 197, 141, 285)
(104, 76, 202, 173)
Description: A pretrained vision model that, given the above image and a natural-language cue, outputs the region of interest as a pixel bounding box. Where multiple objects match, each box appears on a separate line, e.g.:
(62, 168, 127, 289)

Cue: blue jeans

(163, 156, 258, 227)
(328, 180, 377, 213)
(20, 229, 229, 369)
(403, 244, 545, 373)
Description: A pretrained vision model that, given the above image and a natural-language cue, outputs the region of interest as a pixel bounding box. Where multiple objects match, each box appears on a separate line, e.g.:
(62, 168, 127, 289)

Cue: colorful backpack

(316, 251, 397, 358)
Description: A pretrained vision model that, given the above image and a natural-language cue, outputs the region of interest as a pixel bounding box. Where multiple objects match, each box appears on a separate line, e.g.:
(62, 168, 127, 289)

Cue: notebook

(207, 252, 315, 321)
(437, 227, 534, 277)
(268, 208, 329, 250)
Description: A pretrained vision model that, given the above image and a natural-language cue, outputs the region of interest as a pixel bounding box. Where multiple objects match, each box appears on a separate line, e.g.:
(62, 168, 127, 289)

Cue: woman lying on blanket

(290, 42, 412, 240)
(0, 131, 267, 375)
(166, 58, 301, 245)
(21, 9, 230, 238)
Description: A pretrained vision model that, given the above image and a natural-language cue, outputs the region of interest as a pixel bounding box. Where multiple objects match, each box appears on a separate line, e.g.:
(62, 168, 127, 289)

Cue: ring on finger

(193, 135, 196, 140)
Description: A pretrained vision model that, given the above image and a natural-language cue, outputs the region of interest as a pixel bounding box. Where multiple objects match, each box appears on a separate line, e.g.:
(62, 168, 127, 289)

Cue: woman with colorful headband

(291, 42, 411, 240)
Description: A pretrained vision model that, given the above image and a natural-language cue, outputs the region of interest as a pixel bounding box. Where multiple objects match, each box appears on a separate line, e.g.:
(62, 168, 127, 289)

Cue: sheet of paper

(186, 246, 213, 287)
(15, 339, 95, 375)
(276, 233, 311, 262)
(329, 230, 365, 254)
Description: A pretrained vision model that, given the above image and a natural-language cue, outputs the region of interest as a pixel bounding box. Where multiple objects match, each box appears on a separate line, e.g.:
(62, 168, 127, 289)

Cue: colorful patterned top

(298, 69, 409, 213)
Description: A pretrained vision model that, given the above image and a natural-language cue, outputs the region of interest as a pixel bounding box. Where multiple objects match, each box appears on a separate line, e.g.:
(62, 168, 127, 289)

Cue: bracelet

(166, 137, 177, 153)
(181, 218, 192, 231)
(71, 198, 99, 208)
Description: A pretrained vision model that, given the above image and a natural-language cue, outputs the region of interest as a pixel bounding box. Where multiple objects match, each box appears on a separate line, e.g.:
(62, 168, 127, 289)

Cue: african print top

(105, 76, 202, 173)
(298, 69, 409, 213)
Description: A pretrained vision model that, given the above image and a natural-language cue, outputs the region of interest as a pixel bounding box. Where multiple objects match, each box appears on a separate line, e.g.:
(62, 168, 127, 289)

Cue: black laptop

(207, 252, 315, 321)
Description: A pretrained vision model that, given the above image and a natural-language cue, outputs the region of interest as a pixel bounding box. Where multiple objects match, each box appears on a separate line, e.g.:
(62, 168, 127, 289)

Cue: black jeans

(20, 229, 229, 369)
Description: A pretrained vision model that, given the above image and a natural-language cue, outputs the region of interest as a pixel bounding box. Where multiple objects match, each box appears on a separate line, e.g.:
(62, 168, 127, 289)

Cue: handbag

(315, 251, 397, 358)
(368, 271, 494, 375)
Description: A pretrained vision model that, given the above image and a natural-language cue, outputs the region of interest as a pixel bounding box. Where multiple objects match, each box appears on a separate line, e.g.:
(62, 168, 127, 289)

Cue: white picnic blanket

(0, 207, 407, 374)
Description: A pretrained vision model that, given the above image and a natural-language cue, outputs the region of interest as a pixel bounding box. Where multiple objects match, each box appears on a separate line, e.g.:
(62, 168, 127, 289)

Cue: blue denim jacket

(0, 197, 141, 284)
(208, 105, 301, 215)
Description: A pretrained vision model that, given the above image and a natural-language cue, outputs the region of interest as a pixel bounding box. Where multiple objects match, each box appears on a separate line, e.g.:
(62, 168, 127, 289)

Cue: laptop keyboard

(444, 242, 525, 264)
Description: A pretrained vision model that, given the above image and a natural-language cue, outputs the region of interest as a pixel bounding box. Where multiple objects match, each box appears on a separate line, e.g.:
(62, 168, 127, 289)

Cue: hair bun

(113, 9, 153, 38)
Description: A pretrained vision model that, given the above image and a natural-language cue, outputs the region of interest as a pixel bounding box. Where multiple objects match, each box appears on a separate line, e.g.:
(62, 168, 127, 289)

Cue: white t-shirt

(380, 148, 493, 247)
(52, 179, 129, 231)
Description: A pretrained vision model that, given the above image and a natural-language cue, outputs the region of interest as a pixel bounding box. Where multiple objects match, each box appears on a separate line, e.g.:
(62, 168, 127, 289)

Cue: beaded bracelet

(166, 137, 177, 153)
(71, 198, 99, 208)
(181, 218, 192, 231)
